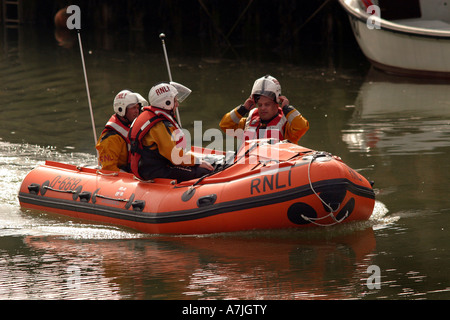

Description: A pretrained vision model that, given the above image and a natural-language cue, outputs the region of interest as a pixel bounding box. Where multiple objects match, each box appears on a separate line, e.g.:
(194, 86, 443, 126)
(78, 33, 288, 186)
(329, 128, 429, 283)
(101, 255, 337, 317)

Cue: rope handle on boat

(93, 193, 129, 202)
(301, 211, 349, 227)
(133, 175, 154, 183)
(132, 175, 177, 185)
(303, 151, 349, 227)
(43, 185, 78, 194)
(43, 185, 129, 202)
(96, 170, 119, 176)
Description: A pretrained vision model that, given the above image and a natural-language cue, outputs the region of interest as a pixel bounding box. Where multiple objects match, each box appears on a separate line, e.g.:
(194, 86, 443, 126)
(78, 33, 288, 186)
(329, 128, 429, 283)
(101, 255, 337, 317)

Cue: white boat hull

(340, 0, 450, 77)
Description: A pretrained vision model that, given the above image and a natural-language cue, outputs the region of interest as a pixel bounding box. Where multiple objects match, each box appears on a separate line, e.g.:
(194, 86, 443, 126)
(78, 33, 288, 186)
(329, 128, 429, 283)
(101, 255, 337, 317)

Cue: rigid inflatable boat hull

(18, 141, 375, 234)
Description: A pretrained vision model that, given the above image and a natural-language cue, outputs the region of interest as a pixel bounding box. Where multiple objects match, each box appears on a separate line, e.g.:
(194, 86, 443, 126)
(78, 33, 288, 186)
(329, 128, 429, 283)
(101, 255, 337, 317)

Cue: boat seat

(393, 18, 450, 30)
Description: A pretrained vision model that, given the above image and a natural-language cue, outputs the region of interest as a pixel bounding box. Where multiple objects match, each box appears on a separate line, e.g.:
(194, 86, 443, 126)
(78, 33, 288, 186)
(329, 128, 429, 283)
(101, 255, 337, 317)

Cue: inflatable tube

(18, 140, 375, 234)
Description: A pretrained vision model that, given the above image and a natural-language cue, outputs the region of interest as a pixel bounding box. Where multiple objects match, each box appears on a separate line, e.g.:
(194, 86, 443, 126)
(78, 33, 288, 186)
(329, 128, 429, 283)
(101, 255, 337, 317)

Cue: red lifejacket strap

(101, 114, 130, 142)
(361, 0, 374, 8)
(128, 106, 184, 179)
(244, 108, 286, 141)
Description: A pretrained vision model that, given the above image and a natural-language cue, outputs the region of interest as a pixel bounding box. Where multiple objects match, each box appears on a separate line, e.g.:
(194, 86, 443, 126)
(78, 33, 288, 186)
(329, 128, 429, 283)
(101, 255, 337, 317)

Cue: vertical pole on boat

(66, 5, 98, 151)
(159, 33, 182, 127)
(64, 5, 99, 163)
(77, 30, 98, 147)
(160, 33, 173, 82)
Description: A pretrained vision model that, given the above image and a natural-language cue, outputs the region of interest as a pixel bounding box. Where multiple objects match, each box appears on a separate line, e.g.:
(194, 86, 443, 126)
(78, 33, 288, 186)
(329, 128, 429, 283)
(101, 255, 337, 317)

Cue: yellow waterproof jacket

(96, 114, 131, 171)
(96, 131, 128, 171)
(219, 105, 309, 144)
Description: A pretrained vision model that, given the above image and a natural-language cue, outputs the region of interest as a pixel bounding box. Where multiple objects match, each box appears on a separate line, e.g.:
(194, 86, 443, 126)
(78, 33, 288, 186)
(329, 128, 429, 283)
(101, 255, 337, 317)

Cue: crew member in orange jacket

(95, 90, 148, 171)
(128, 82, 213, 182)
(219, 75, 309, 144)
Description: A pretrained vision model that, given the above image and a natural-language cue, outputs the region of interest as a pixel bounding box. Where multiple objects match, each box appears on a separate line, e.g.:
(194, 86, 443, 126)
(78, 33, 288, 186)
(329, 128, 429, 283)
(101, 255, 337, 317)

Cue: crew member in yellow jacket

(95, 90, 147, 171)
(220, 75, 309, 144)
(128, 82, 213, 182)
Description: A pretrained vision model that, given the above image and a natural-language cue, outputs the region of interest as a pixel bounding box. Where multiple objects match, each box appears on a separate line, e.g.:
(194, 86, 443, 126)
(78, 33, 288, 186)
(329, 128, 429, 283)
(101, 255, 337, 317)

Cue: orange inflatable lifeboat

(18, 139, 375, 235)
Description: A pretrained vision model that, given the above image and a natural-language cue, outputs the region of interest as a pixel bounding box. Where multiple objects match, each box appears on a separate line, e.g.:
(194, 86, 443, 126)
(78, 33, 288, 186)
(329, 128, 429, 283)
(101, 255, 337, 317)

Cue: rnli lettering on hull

(250, 170, 292, 195)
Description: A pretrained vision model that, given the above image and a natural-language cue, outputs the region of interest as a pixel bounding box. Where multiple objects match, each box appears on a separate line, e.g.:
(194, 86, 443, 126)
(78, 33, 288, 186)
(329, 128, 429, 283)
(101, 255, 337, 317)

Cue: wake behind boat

(18, 139, 375, 235)
(339, 0, 450, 78)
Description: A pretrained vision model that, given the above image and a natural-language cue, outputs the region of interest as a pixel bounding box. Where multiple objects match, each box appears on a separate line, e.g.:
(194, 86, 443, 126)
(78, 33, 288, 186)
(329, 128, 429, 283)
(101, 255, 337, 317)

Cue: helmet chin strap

(117, 114, 132, 126)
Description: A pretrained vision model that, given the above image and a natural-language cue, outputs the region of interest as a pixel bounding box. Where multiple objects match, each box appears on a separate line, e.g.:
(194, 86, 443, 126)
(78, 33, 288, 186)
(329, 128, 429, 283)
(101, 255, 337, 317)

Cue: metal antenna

(159, 33, 182, 127)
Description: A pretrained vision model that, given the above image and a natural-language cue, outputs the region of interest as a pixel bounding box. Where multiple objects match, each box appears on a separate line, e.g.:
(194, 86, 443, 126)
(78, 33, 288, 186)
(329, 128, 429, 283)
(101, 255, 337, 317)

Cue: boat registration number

(49, 175, 83, 192)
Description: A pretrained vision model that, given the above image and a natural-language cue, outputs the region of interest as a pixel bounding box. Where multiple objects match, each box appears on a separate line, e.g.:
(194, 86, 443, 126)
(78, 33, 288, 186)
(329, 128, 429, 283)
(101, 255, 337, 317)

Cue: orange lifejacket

(128, 106, 183, 179)
(97, 114, 131, 171)
(100, 114, 130, 142)
(244, 107, 286, 141)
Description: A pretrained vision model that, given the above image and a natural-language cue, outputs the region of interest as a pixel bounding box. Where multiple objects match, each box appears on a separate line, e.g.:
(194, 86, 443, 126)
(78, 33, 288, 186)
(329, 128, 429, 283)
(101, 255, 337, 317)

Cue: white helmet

(251, 75, 281, 103)
(113, 90, 148, 117)
(148, 82, 191, 110)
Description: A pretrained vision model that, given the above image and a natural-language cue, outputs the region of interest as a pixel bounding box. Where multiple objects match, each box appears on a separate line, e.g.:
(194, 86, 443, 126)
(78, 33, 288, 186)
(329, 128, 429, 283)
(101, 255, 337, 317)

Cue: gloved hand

(243, 97, 255, 111)
(279, 95, 290, 108)
(199, 160, 214, 171)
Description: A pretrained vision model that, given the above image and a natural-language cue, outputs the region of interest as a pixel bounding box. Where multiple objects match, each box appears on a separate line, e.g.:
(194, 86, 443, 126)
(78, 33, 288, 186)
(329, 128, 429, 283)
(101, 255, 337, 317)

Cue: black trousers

(139, 160, 211, 182)
(137, 148, 211, 182)
(151, 164, 210, 182)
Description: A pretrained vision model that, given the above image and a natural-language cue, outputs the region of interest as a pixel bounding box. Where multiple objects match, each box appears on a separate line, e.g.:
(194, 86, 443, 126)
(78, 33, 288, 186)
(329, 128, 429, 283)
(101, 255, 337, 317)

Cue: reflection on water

(341, 69, 450, 215)
(343, 70, 450, 155)
(337, 69, 450, 299)
(4, 218, 380, 300)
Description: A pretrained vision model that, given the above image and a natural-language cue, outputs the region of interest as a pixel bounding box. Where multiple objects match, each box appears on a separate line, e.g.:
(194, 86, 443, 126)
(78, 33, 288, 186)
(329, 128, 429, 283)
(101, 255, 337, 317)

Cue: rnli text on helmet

(155, 86, 171, 96)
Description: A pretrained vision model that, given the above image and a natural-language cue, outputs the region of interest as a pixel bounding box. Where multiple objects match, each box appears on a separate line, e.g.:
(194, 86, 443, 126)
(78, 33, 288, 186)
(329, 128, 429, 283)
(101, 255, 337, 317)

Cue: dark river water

(1, 25, 450, 301)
